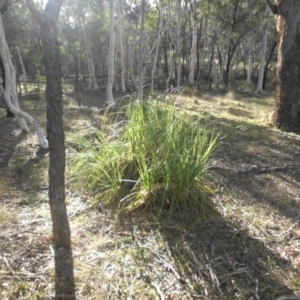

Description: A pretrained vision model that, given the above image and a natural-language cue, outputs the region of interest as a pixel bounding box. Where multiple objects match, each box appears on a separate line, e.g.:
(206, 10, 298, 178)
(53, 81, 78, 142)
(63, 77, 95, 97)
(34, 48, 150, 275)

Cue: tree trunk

(82, 18, 98, 90)
(224, 0, 240, 86)
(256, 6, 270, 94)
(263, 41, 277, 90)
(188, 0, 197, 85)
(176, 0, 181, 88)
(0, 14, 48, 148)
(247, 37, 254, 84)
(16, 46, 28, 95)
(25, 0, 75, 298)
(106, 0, 115, 104)
(117, 0, 126, 92)
(208, 44, 214, 90)
(138, 0, 146, 98)
(151, 0, 164, 92)
(265, 0, 300, 130)
(114, 29, 120, 92)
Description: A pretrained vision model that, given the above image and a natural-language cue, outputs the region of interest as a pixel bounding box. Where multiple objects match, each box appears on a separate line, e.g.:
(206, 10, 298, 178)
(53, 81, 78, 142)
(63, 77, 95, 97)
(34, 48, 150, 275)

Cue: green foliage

(68, 100, 218, 219)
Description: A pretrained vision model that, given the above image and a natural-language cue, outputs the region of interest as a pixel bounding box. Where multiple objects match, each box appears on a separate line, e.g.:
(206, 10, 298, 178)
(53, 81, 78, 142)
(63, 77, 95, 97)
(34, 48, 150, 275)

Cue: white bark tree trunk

(218, 49, 224, 83)
(82, 17, 98, 90)
(197, 19, 207, 82)
(0, 14, 48, 149)
(16, 46, 28, 95)
(128, 43, 138, 92)
(114, 29, 120, 92)
(189, 0, 197, 85)
(256, 6, 270, 93)
(117, 0, 126, 92)
(106, 0, 115, 104)
(247, 55, 253, 84)
(151, 0, 164, 92)
(176, 0, 181, 88)
(138, 0, 146, 98)
(247, 37, 254, 83)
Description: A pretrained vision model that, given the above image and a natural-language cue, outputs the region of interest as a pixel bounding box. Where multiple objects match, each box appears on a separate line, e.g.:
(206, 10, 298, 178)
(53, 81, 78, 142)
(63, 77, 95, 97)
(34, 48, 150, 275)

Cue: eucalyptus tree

(107, 0, 115, 103)
(256, 6, 270, 93)
(150, 0, 165, 92)
(62, 0, 103, 90)
(82, 14, 98, 90)
(60, 2, 82, 99)
(203, 0, 264, 85)
(25, 0, 75, 297)
(116, 0, 126, 92)
(246, 35, 255, 83)
(188, 0, 198, 85)
(265, 0, 300, 131)
(0, 0, 48, 148)
(175, 0, 181, 87)
(137, 0, 146, 98)
(15, 46, 28, 95)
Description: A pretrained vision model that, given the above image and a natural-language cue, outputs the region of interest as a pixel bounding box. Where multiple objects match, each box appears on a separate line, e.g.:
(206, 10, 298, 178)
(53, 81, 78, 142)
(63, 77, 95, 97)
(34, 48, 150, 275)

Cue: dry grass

(0, 86, 300, 299)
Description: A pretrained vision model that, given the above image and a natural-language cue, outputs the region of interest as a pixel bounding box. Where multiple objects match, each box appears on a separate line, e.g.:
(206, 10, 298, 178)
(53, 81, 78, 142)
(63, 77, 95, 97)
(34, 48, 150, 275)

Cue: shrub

(68, 99, 218, 219)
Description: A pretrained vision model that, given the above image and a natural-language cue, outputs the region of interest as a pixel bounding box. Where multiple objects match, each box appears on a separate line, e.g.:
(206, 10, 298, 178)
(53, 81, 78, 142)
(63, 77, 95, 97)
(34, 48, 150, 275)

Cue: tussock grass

(68, 99, 218, 219)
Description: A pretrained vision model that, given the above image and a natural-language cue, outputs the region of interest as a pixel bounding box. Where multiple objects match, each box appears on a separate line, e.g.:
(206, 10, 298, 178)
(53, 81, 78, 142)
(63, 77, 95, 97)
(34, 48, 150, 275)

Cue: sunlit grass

(68, 99, 219, 219)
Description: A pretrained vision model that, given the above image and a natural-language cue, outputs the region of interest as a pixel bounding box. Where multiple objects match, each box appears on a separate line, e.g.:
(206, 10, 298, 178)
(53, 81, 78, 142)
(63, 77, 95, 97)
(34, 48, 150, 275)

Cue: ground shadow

(116, 211, 294, 299)
(0, 116, 26, 170)
(205, 115, 300, 222)
(54, 247, 76, 299)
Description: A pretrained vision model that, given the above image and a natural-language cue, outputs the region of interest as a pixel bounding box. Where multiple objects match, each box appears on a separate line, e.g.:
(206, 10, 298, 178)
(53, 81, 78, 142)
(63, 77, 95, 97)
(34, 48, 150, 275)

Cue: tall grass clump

(68, 100, 218, 219)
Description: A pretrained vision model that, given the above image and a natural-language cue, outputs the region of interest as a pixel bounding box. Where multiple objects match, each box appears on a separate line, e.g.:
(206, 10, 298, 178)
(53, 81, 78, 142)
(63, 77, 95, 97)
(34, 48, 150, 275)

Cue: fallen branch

(236, 163, 288, 175)
(0, 256, 23, 282)
(151, 282, 165, 300)
(209, 163, 289, 175)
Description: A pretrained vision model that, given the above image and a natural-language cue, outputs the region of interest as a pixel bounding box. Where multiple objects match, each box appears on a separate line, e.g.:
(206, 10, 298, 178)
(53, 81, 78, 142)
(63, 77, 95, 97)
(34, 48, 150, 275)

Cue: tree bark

(16, 46, 28, 95)
(116, 0, 126, 92)
(25, 0, 75, 298)
(256, 6, 270, 94)
(82, 16, 98, 90)
(223, 0, 240, 86)
(176, 0, 181, 88)
(247, 36, 255, 84)
(106, 0, 115, 104)
(208, 43, 214, 90)
(151, 0, 164, 92)
(188, 0, 197, 85)
(138, 0, 146, 98)
(265, 0, 300, 130)
(263, 41, 277, 90)
(0, 14, 49, 148)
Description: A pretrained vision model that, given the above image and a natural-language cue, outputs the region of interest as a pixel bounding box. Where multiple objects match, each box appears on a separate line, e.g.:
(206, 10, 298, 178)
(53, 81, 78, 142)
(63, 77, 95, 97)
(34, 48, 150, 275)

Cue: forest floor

(0, 84, 300, 300)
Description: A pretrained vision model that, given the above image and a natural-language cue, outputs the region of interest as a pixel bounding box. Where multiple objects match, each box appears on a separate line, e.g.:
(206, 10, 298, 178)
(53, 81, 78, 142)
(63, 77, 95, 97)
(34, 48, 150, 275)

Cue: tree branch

(264, 0, 278, 15)
(24, 0, 45, 26)
(44, 0, 64, 23)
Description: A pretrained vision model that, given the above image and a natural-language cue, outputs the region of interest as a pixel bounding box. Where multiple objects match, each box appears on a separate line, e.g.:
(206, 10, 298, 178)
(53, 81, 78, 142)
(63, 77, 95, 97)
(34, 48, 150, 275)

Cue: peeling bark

(270, 0, 300, 130)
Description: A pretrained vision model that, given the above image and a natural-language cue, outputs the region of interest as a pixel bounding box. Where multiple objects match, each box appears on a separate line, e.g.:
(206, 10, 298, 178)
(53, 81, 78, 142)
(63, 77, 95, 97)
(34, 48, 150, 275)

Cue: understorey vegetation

(68, 98, 218, 220)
